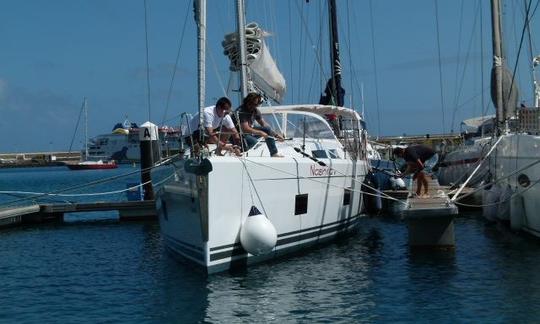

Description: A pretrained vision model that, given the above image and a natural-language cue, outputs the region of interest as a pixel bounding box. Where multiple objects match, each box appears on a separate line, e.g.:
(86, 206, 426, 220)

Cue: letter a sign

(139, 122, 158, 141)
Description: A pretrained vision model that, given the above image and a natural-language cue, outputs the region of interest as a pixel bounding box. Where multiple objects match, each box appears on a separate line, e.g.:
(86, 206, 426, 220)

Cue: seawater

(1, 167, 540, 322)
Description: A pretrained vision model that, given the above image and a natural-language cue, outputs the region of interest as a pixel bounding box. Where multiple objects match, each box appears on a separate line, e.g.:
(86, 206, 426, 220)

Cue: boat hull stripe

(209, 214, 361, 252)
(163, 234, 206, 263)
(209, 217, 359, 262)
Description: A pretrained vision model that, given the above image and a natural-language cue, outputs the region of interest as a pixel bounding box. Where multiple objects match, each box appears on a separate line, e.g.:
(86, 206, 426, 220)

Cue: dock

(0, 200, 156, 228)
(401, 177, 459, 249)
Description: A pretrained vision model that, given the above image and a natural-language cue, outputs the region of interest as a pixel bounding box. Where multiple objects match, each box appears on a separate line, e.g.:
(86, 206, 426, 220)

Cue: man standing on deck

(393, 145, 438, 198)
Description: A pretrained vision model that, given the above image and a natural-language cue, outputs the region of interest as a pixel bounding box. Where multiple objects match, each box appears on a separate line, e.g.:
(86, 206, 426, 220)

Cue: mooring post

(118, 121, 159, 221)
(139, 121, 160, 201)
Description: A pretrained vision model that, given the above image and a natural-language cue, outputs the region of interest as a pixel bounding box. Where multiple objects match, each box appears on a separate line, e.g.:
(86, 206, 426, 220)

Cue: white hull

(157, 155, 367, 273)
(485, 134, 540, 236)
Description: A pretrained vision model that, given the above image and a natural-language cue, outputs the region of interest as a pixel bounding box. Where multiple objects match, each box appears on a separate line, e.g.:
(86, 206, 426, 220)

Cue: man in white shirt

(187, 97, 241, 155)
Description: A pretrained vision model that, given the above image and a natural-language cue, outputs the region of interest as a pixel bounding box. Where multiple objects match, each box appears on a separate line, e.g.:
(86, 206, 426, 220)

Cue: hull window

(295, 194, 308, 215)
(343, 188, 352, 206)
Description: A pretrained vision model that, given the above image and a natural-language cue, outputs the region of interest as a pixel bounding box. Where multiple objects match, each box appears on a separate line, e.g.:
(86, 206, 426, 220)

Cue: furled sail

(490, 56, 519, 118)
(222, 22, 286, 103)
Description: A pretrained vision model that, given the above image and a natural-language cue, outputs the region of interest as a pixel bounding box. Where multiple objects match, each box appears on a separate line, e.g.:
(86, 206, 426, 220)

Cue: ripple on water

(1, 207, 540, 322)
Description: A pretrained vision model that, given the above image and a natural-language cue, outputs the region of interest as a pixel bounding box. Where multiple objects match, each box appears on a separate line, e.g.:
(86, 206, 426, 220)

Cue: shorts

(423, 153, 439, 173)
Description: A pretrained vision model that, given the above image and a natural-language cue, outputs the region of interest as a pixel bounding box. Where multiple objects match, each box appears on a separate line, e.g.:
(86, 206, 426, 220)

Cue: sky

(0, 0, 539, 153)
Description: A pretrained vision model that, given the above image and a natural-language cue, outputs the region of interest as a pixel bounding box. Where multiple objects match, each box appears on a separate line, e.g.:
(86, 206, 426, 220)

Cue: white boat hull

(157, 156, 368, 273)
(486, 134, 540, 236)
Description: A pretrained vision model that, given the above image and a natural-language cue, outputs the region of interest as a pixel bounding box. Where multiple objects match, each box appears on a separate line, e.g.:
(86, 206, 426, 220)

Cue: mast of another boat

(84, 97, 89, 161)
(490, 0, 505, 134)
(328, 0, 343, 107)
(534, 55, 540, 107)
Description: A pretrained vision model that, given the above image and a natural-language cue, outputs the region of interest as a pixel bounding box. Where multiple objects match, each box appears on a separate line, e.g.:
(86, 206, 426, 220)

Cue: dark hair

(392, 147, 404, 157)
(216, 97, 232, 109)
(242, 92, 262, 106)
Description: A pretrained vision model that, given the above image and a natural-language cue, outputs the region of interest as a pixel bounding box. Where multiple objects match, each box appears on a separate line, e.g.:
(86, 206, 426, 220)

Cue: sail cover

(490, 56, 519, 118)
(222, 22, 286, 103)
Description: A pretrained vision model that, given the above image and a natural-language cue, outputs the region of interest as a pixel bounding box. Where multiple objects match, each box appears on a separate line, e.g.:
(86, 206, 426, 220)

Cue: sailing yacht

(481, 0, 540, 236)
(154, 0, 369, 273)
(66, 98, 118, 170)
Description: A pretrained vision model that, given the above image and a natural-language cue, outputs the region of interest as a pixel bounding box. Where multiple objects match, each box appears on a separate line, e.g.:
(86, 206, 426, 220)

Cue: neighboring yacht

(66, 98, 118, 170)
(86, 120, 181, 163)
(154, 0, 369, 273)
(437, 115, 495, 188)
(482, 0, 540, 236)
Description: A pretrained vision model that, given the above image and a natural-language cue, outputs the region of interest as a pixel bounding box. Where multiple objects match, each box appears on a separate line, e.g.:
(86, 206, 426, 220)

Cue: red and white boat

(66, 159, 118, 170)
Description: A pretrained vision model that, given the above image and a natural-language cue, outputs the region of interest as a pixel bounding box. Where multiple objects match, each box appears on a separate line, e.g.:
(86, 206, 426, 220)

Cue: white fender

(240, 206, 277, 256)
(510, 193, 525, 231)
(390, 177, 406, 190)
(497, 185, 512, 221)
(483, 185, 501, 222)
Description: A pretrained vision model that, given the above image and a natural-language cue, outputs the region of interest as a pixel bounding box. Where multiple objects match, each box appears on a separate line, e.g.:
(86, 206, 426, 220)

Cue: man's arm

(255, 116, 284, 141)
(240, 121, 268, 138)
(205, 126, 219, 144)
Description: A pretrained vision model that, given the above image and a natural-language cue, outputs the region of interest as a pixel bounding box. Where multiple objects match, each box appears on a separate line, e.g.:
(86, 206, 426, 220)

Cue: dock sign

(139, 121, 159, 141)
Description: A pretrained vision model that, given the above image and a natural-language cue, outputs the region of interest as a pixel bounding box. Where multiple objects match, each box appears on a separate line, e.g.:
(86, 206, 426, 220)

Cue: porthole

(518, 174, 530, 187)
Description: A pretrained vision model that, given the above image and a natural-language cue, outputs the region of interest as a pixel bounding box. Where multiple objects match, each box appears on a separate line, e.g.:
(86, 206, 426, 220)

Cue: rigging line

(524, 0, 539, 98)
(293, 1, 329, 100)
(450, 1, 482, 131)
(524, 0, 535, 98)
(68, 100, 85, 153)
(239, 157, 406, 204)
(434, 0, 446, 133)
(480, 0, 487, 117)
(207, 46, 228, 96)
(452, 155, 540, 203)
(239, 157, 269, 216)
(453, 171, 540, 208)
(288, 0, 295, 103)
(143, 0, 152, 122)
(0, 172, 176, 200)
(0, 160, 168, 208)
(452, 0, 465, 114)
(368, 0, 381, 138)
(296, 1, 306, 102)
(161, 0, 191, 126)
(505, 0, 534, 112)
(346, 0, 354, 110)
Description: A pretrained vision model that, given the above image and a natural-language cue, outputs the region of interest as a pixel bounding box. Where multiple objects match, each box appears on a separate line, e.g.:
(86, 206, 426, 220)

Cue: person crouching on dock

(393, 145, 438, 198)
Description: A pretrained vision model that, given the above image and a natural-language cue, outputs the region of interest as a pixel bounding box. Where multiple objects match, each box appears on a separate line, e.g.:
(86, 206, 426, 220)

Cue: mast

(534, 55, 540, 107)
(84, 97, 88, 160)
(236, 0, 249, 98)
(490, 0, 504, 133)
(195, 0, 206, 138)
(328, 0, 343, 107)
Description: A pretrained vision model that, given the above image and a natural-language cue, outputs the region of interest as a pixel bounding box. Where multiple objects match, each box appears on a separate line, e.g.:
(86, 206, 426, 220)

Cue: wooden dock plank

(0, 200, 157, 229)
